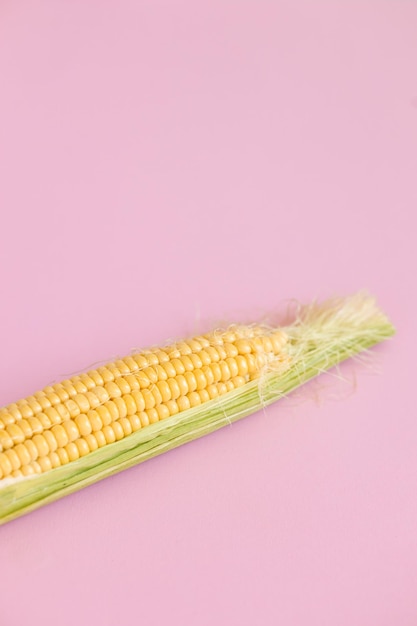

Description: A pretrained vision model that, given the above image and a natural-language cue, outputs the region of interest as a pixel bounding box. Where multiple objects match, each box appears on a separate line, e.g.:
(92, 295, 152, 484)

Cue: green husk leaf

(0, 291, 395, 525)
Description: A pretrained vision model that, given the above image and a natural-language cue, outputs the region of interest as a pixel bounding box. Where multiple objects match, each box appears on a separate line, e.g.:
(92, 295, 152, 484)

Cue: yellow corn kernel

(52, 384, 70, 402)
(188, 392, 201, 408)
(6, 404, 22, 421)
(146, 408, 159, 424)
(0, 411, 15, 429)
(87, 370, 104, 386)
(151, 385, 163, 406)
(165, 400, 179, 416)
(94, 431, 107, 448)
(205, 346, 220, 362)
(6, 424, 25, 445)
(83, 391, 101, 410)
(45, 392, 61, 406)
(55, 403, 71, 421)
(122, 357, 139, 373)
(156, 380, 171, 403)
(138, 412, 150, 427)
(167, 378, 181, 400)
(5, 449, 20, 472)
(225, 380, 235, 392)
(14, 443, 31, 467)
(208, 363, 222, 384)
(0, 430, 13, 451)
(87, 410, 103, 432)
(49, 451, 61, 468)
(131, 390, 145, 413)
(38, 456, 52, 473)
(114, 360, 131, 375)
(0, 453, 13, 478)
(201, 365, 215, 386)
(115, 377, 131, 395)
(69, 377, 88, 393)
(175, 374, 188, 396)
(21, 463, 36, 477)
(104, 381, 122, 399)
(43, 430, 58, 453)
(225, 357, 239, 378)
(112, 421, 124, 441)
(32, 434, 49, 458)
(75, 438, 90, 457)
(104, 401, 119, 422)
(161, 361, 177, 378)
(140, 367, 156, 384)
(37, 413, 52, 429)
(26, 417, 43, 436)
(34, 393, 52, 410)
(64, 399, 80, 419)
(156, 404, 170, 421)
(198, 389, 210, 404)
(78, 374, 96, 390)
(97, 367, 114, 383)
(91, 386, 109, 405)
(184, 371, 197, 393)
(74, 413, 93, 437)
(113, 397, 128, 419)
(62, 420, 79, 443)
(65, 442, 80, 462)
(177, 396, 191, 411)
(96, 405, 113, 426)
(15, 401, 33, 419)
(132, 354, 149, 369)
(26, 396, 43, 414)
(219, 361, 232, 382)
(24, 440, 39, 462)
(206, 384, 219, 399)
(142, 389, 155, 410)
(128, 414, 142, 432)
(198, 350, 212, 366)
(136, 371, 152, 389)
(215, 346, 227, 360)
(141, 351, 159, 366)
(216, 382, 228, 396)
(234, 339, 252, 355)
(31, 462, 42, 474)
(51, 424, 69, 448)
(123, 394, 137, 416)
(124, 374, 140, 391)
(102, 425, 116, 445)
(170, 358, 186, 375)
(44, 406, 63, 426)
(153, 364, 168, 381)
(84, 433, 99, 452)
(119, 417, 132, 437)
(189, 353, 203, 369)
(56, 447, 70, 465)
(180, 355, 194, 372)
(235, 355, 249, 377)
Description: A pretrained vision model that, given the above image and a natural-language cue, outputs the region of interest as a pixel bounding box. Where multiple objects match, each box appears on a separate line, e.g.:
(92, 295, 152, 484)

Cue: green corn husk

(0, 292, 395, 525)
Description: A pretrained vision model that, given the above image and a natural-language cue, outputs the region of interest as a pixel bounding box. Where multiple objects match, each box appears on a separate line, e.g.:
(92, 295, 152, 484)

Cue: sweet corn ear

(0, 292, 395, 525)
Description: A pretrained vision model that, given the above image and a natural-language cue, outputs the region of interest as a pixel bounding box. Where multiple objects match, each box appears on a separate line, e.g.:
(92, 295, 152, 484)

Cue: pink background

(1, 2, 416, 625)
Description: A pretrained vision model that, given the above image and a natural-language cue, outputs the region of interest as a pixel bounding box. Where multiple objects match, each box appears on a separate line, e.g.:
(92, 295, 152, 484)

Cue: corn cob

(0, 292, 394, 524)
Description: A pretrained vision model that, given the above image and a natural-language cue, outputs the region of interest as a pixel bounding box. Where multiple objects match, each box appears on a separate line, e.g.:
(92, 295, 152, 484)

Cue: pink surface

(1, 2, 416, 624)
